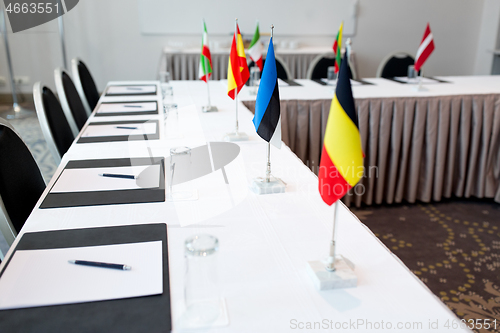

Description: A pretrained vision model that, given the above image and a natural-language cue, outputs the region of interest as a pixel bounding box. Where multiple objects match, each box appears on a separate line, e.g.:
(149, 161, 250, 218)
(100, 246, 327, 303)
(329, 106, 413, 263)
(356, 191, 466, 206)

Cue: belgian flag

(318, 53, 364, 205)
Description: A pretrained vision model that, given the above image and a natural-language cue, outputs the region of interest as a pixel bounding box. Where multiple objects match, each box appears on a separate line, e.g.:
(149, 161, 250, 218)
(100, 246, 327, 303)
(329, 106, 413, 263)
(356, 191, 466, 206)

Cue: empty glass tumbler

(184, 234, 221, 324)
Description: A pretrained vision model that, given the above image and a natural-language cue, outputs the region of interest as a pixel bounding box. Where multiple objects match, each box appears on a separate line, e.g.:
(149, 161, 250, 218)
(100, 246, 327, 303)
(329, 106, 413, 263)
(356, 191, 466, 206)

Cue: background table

(160, 46, 333, 80)
(0, 80, 470, 332)
(241, 76, 500, 207)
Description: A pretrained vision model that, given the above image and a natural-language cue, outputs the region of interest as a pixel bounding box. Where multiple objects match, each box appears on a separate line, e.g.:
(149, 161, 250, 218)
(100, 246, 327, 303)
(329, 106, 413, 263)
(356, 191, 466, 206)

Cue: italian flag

(248, 22, 264, 71)
(199, 21, 213, 82)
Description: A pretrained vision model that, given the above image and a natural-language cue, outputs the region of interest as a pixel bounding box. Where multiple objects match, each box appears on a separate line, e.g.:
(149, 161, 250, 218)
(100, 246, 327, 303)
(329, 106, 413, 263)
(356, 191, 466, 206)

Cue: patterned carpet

(353, 200, 500, 333)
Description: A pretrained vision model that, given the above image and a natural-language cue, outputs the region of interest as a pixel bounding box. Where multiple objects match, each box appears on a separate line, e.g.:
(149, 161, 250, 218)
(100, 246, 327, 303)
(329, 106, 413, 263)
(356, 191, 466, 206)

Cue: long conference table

(241, 76, 500, 207)
(0, 80, 471, 332)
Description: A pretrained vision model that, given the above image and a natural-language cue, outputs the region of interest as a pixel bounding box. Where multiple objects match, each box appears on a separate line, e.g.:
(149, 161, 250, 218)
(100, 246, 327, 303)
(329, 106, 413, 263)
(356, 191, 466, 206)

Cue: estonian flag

(252, 37, 281, 148)
(318, 52, 364, 205)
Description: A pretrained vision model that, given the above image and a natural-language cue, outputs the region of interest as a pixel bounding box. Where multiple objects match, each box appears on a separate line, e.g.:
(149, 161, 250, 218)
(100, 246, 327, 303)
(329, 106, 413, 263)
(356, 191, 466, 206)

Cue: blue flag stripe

(253, 38, 278, 132)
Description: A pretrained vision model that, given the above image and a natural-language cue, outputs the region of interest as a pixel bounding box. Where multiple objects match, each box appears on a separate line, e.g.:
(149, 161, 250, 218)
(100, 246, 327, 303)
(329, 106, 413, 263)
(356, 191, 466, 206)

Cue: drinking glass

(184, 234, 221, 324)
(407, 65, 417, 83)
(327, 66, 337, 85)
(167, 146, 194, 200)
(249, 67, 261, 95)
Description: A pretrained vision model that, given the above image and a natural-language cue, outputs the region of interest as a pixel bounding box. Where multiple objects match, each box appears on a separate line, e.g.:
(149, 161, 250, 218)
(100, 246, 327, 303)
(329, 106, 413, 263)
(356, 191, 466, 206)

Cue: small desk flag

(414, 23, 435, 72)
(198, 20, 213, 82)
(227, 23, 249, 99)
(249, 22, 264, 71)
(332, 22, 343, 74)
(318, 52, 363, 205)
(253, 37, 281, 148)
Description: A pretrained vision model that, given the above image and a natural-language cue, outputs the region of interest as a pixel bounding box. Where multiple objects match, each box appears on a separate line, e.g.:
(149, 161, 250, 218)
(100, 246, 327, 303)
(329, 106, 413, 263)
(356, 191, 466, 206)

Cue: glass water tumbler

(407, 65, 417, 82)
(327, 66, 336, 83)
(184, 234, 220, 324)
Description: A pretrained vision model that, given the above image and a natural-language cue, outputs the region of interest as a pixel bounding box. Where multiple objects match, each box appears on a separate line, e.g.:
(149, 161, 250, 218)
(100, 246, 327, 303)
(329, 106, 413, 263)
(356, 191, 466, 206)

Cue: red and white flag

(414, 23, 435, 72)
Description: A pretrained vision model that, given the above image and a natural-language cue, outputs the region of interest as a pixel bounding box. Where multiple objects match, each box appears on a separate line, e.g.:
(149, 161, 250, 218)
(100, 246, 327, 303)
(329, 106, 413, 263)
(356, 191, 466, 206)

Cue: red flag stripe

(414, 24, 435, 72)
(318, 146, 353, 205)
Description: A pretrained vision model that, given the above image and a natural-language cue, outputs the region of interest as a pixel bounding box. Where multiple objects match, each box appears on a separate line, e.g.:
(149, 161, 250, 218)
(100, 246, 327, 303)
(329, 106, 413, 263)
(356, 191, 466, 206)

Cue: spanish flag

(227, 23, 249, 99)
(318, 52, 364, 205)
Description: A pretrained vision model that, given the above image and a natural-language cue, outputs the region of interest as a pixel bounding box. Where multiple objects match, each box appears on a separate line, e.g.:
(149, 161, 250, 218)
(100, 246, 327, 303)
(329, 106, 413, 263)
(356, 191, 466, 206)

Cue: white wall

(474, 0, 500, 74)
(0, 0, 492, 95)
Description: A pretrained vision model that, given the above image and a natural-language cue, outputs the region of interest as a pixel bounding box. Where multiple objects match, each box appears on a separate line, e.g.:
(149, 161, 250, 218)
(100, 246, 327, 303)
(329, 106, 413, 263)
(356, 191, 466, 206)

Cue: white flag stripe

(416, 33, 433, 61)
(269, 116, 282, 149)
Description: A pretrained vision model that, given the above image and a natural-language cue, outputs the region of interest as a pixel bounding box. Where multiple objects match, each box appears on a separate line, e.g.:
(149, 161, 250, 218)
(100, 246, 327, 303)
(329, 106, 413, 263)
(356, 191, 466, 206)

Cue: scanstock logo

(3, 0, 79, 33)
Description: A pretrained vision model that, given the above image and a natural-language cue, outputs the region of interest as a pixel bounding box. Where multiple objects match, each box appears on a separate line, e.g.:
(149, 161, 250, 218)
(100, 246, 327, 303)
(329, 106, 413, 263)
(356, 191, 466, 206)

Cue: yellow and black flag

(318, 53, 364, 205)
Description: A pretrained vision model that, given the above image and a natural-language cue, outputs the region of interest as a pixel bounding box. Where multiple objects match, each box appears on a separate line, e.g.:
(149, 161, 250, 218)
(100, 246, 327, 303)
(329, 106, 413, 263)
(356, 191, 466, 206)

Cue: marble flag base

(307, 256, 357, 290)
(202, 105, 218, 112)
(250, 177, 286, 195)
(223, 131, 248, 142)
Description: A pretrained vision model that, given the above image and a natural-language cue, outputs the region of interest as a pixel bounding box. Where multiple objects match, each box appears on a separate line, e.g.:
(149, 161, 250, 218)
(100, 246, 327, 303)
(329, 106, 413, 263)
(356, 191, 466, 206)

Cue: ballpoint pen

(68, 260, 131, 270)
(99, 173, 138, 180)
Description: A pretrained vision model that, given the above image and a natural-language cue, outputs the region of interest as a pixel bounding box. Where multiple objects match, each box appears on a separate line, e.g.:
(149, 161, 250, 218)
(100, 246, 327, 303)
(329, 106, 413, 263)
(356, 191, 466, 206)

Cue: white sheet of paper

(50, 165, 161, 193)
(277, 79, 289, 87)
(97, 102, 157, 114)
(394, 77, 441, 84)
(321, 78, 362, 86)
(81, 122, 157, 138)
(106, 85, 157, 95)
(0, 241, 163, 310)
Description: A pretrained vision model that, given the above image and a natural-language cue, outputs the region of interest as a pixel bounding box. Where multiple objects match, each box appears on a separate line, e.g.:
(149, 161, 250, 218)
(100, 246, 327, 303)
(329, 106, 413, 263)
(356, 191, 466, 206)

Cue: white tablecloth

(1, 80, 470, 332)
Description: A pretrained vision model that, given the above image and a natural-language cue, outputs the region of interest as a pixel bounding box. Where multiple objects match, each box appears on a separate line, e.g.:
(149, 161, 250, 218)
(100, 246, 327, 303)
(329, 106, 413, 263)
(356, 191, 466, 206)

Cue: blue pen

(99, 173, 138, 180)
(69, 260, 131, 270)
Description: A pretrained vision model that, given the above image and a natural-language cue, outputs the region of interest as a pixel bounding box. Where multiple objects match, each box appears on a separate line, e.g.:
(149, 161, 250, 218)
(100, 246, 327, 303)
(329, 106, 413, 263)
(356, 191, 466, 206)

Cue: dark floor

(352, 199, 500, 333)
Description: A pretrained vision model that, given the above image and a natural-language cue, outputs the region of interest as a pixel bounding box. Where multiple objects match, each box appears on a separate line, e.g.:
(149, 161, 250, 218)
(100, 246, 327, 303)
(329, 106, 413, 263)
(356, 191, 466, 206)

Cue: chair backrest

(54, 68, 89, 137)
(376, 51, 415, 78)
(248, 55, 292, 81)
(33, 82, 75, 165)
(71, 58, 100, 114)
(306, 52, 336, 80)
(0, 118, 45, 241)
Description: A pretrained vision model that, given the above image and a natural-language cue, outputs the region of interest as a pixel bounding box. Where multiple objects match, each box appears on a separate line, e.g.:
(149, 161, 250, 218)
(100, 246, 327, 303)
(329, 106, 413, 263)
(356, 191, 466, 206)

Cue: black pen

(115, 126, 138, 130)
(123, 105, 143, 108)
(99, 173, 138, 180)
(68, 260, 131, 270)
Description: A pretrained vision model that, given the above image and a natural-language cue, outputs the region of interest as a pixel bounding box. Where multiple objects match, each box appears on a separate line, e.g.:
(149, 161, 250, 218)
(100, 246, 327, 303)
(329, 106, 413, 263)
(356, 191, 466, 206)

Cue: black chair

(71, 58, 100, 114)
(33, 82, 75, 165)
(0, 118, 45, 241)
(307, 52, 355, 80)
(376, 51, 415, 78)
(248, 55, 292, 81)
(54, 68, 89, 137)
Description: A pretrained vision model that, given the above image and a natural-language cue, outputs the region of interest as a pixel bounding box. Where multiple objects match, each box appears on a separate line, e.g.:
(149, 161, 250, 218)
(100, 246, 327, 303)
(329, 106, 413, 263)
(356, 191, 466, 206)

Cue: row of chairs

(0, 58, 100, 250)
(34, 58, 100, 164)
(248, 51, 415, 81)
(248, 52, 355, 81)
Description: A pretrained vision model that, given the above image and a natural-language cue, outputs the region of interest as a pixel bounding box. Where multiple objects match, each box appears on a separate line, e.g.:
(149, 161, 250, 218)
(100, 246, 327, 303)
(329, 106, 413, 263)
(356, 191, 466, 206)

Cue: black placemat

(104, 85, 158, 97)
(386, 76, 451, 84)
(77, 120, 160, 143)
(282, 79, 302, 86)
(312, 78, 373, 86)
(0, 223, 171, 333)
(94, 101, 159, 117)
(40, 157, 165, 209)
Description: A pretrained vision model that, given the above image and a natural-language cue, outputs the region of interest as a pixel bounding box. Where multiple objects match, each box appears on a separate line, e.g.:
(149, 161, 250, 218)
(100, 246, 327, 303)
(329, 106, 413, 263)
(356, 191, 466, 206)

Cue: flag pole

(234, 18, 239, 134)
(326, 200, 339, 271)
(265, 24, 275, 183)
